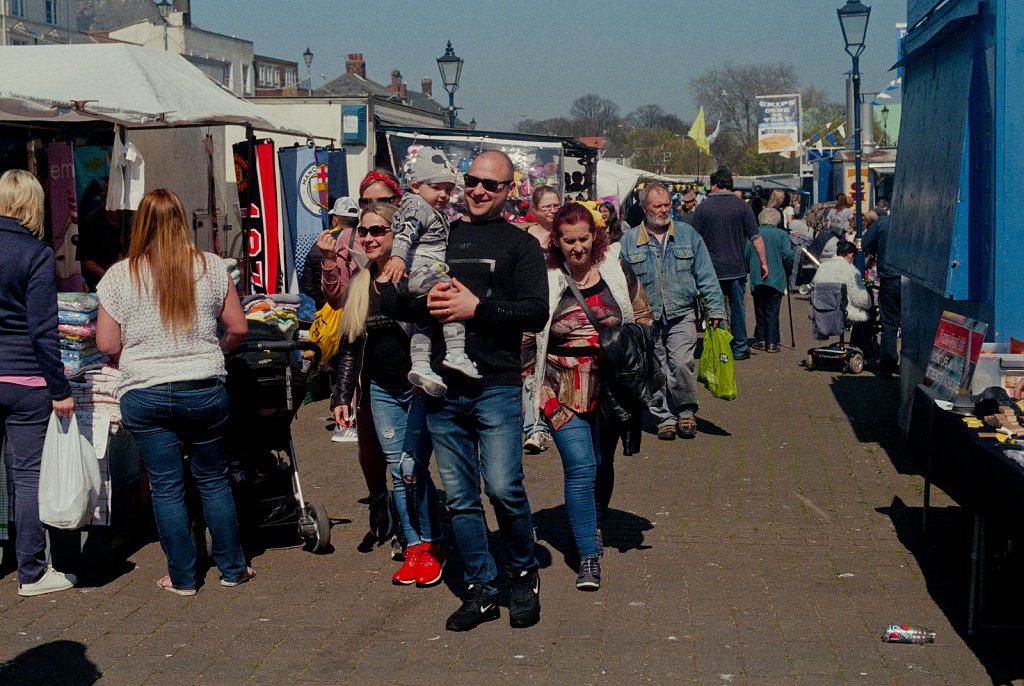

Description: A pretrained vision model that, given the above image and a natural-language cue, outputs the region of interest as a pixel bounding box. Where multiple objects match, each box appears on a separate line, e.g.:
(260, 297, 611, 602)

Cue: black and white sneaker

(509, 569, 541, 628)
(445, 585, 500, 632)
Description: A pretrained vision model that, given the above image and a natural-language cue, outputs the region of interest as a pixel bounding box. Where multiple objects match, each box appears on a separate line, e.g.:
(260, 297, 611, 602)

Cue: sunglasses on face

(359, 196, 399, 208)
(464, 175, 513, 193)
(356, 224, 391, 237)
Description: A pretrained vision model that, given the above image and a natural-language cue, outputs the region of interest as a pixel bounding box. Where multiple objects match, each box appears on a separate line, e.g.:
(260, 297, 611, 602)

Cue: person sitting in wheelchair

(811, 239, 871, 327)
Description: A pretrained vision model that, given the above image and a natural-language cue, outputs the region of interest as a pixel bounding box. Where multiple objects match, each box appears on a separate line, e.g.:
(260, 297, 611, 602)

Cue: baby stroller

(806, 282, 865, 374)
(220, 321, 331, 552)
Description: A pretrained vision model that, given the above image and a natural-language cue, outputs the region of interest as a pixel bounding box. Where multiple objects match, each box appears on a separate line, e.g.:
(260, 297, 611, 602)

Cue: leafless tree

(569, 94, 621, 135)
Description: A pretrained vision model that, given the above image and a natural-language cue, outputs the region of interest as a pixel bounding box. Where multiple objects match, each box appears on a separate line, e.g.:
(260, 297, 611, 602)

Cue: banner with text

(923, 311, 988, 401)
(756, 94, 801, 154)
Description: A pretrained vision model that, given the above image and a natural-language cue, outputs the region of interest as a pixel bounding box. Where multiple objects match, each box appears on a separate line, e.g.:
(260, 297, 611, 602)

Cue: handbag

(309, 302, 343, 364)
(39, 412, 101, 530)
(563, 271, 664, 409)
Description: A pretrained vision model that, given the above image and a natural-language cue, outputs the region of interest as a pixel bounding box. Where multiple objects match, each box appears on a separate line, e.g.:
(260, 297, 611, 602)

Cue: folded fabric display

(58, 309, 98, 325)
(241, 294, 300, 335)
(57, 292, 107, 373)
(58, 322, 98, 338)
(57, 292, 100, 313)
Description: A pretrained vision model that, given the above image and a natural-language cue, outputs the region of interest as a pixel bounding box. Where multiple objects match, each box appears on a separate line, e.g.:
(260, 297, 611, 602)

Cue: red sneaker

(391, 544, 421, 585)
(416, 542, 445, 587)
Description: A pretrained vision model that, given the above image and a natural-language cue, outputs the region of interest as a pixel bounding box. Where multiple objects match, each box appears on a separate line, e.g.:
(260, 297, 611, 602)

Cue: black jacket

(598, 322, 664, 455)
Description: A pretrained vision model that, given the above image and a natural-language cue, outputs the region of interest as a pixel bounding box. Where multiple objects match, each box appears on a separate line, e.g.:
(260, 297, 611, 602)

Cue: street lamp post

(156, 0, 171, 51)
(881, 104, 890, 146)
(837, 0, 871, 250)
(436, 41, 463, 129)
(303, 47, 313, 97)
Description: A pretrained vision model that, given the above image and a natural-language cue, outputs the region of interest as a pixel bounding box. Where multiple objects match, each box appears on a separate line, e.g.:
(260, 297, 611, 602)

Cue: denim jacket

(618, 220, 726, 321)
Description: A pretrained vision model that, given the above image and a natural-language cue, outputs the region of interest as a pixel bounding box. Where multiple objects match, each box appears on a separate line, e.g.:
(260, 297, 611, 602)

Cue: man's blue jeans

(369, 381, 440, 547)
(550, 410, 601, 560)
(120, 382, 246, 590)
(721, 277, 749, 356)
(426, 385, 536, 595)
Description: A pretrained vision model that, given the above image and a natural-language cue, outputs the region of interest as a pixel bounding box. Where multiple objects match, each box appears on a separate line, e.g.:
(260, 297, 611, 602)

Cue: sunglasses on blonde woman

(356, 224, 391, 237)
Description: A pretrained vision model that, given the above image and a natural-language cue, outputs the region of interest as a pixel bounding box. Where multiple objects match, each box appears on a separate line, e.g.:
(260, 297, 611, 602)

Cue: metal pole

(447, 90, 456, 129)
(307, 64, 312, 97)
(852, 54, 863, 265)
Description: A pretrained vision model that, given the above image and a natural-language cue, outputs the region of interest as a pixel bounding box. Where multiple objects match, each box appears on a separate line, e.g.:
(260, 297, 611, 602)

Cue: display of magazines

(923, 311, 988, 402)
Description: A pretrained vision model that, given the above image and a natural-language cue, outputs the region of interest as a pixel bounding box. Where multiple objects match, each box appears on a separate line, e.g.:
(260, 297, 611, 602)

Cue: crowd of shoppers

(0, 149, 902, 639)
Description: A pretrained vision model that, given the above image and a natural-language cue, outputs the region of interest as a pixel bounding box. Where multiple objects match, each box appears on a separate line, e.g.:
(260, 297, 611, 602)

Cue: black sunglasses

(464, 174, 513, 193)
(356, 224, 391, 237)
(359, 196, 399, 208)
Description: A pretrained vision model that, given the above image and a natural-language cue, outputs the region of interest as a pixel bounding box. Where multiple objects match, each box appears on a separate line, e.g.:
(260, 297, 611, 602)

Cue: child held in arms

(381, 146, 478, 397)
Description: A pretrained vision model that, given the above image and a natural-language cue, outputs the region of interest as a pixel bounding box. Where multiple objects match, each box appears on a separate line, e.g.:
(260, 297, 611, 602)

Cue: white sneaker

(523, 431, 552, 454)
(331, 426, 359, 443)
(442, 352, 482, 379)
(408, 366, 448, 397)
(18, 567, 77, 597)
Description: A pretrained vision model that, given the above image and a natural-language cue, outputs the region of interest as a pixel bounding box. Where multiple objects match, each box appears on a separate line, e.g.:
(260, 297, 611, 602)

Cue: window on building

(285, 70, 296, 87)
(44, 0, 59, 25)
(9, 0, 26, 18)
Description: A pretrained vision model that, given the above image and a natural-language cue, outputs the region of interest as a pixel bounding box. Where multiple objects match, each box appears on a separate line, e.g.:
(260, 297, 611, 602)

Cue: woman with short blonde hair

(97, 188, 251, 596)
(0, 169, 77, 596)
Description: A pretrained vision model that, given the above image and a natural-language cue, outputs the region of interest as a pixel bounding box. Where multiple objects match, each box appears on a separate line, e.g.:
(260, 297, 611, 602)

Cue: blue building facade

(890, 0, 1024, 397)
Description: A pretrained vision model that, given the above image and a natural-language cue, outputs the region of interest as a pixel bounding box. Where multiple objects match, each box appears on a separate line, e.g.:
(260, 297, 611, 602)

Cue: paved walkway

(1, 295, 1021, 685)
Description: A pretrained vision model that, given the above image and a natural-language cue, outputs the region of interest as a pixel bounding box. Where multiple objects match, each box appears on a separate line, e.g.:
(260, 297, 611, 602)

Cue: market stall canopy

(597, 160, 645, 202)
(0, 44, 310, 136)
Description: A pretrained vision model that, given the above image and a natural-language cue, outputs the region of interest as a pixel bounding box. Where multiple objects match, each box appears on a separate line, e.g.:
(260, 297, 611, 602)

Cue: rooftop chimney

(389, 69, 402, 94)
(345, 53, 366, 79)
(399, 83, 408, 103)
(172, 0, 190, 26)
(421, 77, 432, 98)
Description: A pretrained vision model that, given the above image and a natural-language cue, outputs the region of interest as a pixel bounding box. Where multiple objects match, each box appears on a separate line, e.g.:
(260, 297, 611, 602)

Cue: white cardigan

(528, 242, 635, 415)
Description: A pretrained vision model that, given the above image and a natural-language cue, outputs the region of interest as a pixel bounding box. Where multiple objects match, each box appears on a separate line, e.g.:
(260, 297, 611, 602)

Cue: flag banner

(756, 94, 801, 153)
(47, 142, 83, 292)
(278, 145, 328, 283)
(707, 119, 722, 146)
(233, 139, 281, 294)
(687, 106, 710, 155)
(324, 148, 348, 231)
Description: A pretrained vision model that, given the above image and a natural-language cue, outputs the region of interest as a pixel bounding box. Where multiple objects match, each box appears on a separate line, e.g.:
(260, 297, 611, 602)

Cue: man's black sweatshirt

(380, 217, 549, 391)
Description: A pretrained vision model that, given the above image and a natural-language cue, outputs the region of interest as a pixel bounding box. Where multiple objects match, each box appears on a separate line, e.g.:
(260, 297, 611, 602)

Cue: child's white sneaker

(442, 352, 482, 379)
(408, 366, 447, 396)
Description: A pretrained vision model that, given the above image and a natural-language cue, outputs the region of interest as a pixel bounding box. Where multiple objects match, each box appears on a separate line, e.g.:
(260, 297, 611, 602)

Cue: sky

(194, 0, 907, 131)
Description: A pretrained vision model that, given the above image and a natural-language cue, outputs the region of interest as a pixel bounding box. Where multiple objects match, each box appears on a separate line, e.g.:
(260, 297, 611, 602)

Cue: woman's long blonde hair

(337, 203, 396, 343)
(127, 189, 205, 336)
(0, 169, 45, 237)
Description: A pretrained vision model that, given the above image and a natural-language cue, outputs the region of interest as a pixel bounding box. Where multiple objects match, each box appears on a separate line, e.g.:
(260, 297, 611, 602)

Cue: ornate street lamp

(837, 0, 871, 248)
(436, 41, 464, 128)
(881, 104, 890, 146)
(156, 0, 172, 50)
(303, 47, 314, 97)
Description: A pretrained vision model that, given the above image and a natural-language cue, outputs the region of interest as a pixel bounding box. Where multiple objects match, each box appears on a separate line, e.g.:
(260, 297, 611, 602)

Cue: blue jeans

(120, 383, 246, 589)
(721, 277, 749, 356)
(426, 385, 536, 594)
(0, 383, 51, 584)
(369, 381, 440, 547)
(550, 411, 601, 560)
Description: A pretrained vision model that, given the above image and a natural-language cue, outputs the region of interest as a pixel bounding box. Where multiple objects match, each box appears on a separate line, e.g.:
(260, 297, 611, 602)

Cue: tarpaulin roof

(0, 44, 310, 136)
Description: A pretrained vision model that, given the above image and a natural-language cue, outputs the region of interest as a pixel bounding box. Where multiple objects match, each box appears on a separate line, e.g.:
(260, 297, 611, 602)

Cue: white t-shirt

(98, 252, 228, 394)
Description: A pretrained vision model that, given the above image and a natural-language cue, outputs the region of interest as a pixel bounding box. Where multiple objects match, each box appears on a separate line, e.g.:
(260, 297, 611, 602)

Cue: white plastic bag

(39, 412, 101, 530)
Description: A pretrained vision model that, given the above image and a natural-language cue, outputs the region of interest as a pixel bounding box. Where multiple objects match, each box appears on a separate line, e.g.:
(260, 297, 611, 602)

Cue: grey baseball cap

(406, 146, 458, 185)
(328, 197, 359, 217)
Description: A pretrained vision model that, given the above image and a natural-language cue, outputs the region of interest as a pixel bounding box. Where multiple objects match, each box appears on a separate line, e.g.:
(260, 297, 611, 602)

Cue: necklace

(571, 266, 596, 288)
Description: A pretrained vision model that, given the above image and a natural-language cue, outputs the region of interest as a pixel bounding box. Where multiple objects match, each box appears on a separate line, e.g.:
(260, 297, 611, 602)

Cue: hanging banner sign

(233, 139, 281, 294)
(756, 94, 801, 153)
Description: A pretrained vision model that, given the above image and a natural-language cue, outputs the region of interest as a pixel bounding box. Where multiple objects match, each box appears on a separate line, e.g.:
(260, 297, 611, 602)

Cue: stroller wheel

(304, 501, 331, 553)
(806, 354, 815, 370)
(847, 353, 865, 374)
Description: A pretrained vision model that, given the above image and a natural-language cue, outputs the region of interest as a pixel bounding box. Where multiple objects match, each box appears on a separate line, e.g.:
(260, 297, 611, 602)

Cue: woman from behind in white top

(96, 188, 252, 596)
